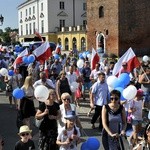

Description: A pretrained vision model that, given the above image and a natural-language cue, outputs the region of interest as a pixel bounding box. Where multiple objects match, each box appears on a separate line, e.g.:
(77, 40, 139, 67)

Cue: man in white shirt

(33, 72, 55, 89)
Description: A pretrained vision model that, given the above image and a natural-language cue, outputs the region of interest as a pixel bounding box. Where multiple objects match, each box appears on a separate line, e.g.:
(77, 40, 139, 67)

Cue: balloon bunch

(81, 137, 100, 150)
(79, 51, 91, 60)
(22, 54, 35, 64)
(107, 73, 137, 101)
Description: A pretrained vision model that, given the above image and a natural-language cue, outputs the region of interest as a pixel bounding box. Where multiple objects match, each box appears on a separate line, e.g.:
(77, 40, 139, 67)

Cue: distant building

(18, 0, 87, 51)
(87, 0, 150, 56)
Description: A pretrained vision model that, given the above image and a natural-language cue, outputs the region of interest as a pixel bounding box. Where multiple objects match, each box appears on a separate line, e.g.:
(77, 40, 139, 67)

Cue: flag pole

(140, 66, 150, 81)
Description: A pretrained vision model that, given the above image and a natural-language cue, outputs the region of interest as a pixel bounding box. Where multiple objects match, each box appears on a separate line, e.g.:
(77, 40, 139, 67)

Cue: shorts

(131, 120, 142, 126)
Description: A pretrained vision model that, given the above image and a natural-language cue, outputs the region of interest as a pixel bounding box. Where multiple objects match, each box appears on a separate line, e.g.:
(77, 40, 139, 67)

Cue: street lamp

(0, 15, 4, 26)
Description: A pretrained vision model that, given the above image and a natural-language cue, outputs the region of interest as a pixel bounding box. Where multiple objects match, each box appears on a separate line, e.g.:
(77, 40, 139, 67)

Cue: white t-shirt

(129, 99, 143, 120)
(57, 126, 80, 150)
(58, 104, 78, 132)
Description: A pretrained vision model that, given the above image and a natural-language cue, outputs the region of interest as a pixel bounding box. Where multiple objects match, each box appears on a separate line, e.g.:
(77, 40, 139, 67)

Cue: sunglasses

(21, 133, 29, 136)
(63, 98, 70, 101)
(110, 97, 119, 101)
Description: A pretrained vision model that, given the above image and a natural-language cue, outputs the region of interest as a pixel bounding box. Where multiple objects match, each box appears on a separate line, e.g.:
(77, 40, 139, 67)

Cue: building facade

(18, 0, 87, 51)
(87, 0, 150, 56)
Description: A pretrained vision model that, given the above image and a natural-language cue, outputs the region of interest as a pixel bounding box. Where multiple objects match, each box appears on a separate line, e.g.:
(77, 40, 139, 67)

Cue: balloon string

(81, 129, 88, 137)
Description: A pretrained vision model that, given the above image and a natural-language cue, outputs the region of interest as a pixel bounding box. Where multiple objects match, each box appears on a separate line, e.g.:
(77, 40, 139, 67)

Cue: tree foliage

(0, 27, 18, 45)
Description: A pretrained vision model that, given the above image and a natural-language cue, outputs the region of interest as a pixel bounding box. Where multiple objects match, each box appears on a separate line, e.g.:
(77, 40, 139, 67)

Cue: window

(99, 6, 104, 18)
(33, 22, 35, 32)
(29, 23, 32, 34)
(33, 6, 35, 14)
(41, 3, 43, 11)
(60, 20, 65, 29)
(41, 20, 44, 33)
(72, 37, 77, 49)
(20, 12, 22, 18)
(60, 1, 65, 10)
(26, 24, 28, 35)
(83, 3, 87, 11)
(29, 7, 31, 15)
(26, 9, 28, 16)
(83, 20, 87, 27)
(65, 38, 69, 50)
(21, 25, 23, 36)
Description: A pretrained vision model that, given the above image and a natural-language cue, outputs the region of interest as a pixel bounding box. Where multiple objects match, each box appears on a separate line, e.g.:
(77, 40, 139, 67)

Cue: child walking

(14, 125, 35, 150)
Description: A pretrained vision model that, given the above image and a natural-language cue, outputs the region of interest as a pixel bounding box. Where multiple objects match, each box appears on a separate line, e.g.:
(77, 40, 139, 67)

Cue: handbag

(35, 118, 44, 128)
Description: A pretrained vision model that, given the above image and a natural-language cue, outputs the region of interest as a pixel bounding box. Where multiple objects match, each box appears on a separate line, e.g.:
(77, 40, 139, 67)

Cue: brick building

(87, 0, 150, 56)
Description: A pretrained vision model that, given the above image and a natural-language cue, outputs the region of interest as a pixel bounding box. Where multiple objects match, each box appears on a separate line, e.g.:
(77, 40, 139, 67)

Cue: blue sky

(0, 0, 25, 31)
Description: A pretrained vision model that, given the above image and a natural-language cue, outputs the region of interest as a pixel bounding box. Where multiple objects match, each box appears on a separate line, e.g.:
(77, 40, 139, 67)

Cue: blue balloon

(87, 137, 100, 150)
(15, 46, 20, 52)
(13, 88, 24, 99)
(113, 80, 124, 88)
(19, 47, 24, 52)
(79, 53, 84, 59)
(28, 55, 35, 63)
(118, 73, 130, 86)
(85, 51, 90, 55)
(8, 70, 14, 76)
(22, 56, 29, 64)
(81, 142, 90, 150)
(53, 54, 60, 59)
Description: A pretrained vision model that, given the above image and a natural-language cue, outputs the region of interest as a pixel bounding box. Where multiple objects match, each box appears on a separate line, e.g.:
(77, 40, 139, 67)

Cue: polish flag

(112, 47, 141, 76)
(55, 44, 61, 55)
(44, 60, 49, 78)
(13, 48, 28, 69)
(91, 48, 100, 70)
(34, 29, 44, 42)
(33, 42, 52, 63)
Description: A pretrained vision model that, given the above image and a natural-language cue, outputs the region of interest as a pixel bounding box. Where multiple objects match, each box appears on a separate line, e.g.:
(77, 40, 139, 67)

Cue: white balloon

(70, 82, 79, 92)
(0, 68, 8, 76)
(34, 85, 49, 102)
(87, 54, 92, 60)
(122, 85, 137, 100)
(71, 82, 79, 89)
(143, 55, 149, 62)
(148, 111, 150, 120)
(107, 76, 118, 88)
(108, 86, 114, 92)
(77, 59, 84, 68)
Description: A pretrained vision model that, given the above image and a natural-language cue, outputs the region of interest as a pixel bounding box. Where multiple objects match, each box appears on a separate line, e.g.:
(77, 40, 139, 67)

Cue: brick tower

(87, 0, 150, 56)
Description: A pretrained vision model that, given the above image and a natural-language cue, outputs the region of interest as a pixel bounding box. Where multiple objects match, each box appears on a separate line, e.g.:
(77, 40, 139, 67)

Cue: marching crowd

(0, 46, 150, 150)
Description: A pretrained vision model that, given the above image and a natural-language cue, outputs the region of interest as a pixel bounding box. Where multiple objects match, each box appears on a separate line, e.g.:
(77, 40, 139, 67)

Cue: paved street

(0, 90, 133, 150)
(0, 91, 105, 150)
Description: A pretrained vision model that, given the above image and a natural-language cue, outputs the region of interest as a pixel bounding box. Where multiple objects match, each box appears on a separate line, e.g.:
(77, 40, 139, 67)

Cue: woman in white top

(58, 92, 82, 133)
(128, 89, 144, 147)
(19, 76, 36, 127)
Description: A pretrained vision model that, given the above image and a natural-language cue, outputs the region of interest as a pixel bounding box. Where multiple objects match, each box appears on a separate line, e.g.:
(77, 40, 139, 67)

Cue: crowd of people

(0, 45, 149, 150)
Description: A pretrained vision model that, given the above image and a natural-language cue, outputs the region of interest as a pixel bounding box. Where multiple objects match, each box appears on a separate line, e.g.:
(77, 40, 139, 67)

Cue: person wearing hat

(128, 89, 144, 148)
(14, 125, 35, 150)
(56, 114, 81, 150)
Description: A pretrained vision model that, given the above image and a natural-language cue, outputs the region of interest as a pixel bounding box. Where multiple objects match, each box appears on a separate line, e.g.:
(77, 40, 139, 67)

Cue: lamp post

(0, 14, 4, 26)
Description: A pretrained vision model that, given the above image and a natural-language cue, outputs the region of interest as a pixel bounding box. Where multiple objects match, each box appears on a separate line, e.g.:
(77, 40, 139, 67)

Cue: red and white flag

(91, 48, 100, 70)
(55, 44, 61, 55)
(35, 29, 44, 42)
(33, 42, 52, 63)
(13, 48, 28, 69)
(44, 60, 49, 78)
(112, 47, 141, 76)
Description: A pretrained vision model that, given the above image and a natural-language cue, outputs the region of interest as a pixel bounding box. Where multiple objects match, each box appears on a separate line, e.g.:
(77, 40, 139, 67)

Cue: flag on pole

(13, 48, 28, 69)
(91, 48, 100, 70)
(112, 47, 141, 76)
(55, 44, 61, 55)
(34, 29, 44, 42)
(33, 42, 52, 64)
(44, 60, 49, 78)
